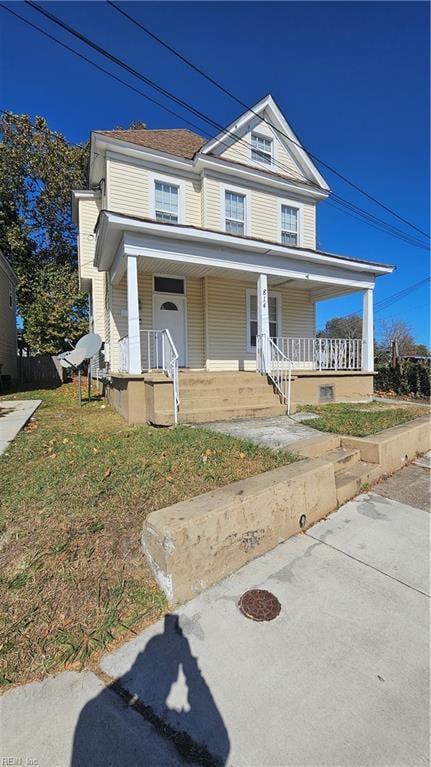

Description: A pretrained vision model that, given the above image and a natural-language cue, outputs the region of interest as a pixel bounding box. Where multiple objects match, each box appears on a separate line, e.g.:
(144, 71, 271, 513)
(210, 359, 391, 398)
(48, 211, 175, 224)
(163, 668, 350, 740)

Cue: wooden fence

(18, 355, 65, 387)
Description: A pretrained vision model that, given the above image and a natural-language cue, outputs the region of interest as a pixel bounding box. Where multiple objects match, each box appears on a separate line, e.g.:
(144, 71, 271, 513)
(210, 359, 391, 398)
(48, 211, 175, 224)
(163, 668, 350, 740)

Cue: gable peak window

(225, 190, 245, 235)
(251, 133, 272, 165)
(281, 205, 299, 246)
(154, 181, 179, 223)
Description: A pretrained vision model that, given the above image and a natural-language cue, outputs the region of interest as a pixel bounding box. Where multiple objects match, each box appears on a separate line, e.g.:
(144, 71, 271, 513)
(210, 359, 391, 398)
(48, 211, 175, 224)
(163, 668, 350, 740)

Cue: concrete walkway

(2, 459, 429, 766)
(200, 414, 319, 450)
(0, 399, 41, 456)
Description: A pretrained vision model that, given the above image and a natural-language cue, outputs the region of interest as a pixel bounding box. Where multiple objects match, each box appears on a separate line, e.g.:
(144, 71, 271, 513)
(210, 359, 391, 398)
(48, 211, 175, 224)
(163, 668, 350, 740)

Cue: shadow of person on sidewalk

(71, 614, 230, 766)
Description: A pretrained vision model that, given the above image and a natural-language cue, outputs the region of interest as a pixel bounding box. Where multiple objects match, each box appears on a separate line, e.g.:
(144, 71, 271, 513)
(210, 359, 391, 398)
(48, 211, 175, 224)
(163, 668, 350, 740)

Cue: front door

(154, 294, 187, 367)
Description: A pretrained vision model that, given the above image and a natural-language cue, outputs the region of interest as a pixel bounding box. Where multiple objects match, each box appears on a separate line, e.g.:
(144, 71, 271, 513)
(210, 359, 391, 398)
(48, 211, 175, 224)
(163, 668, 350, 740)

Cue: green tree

(0, 112, 89, 353)
(317, 313, 362, 339)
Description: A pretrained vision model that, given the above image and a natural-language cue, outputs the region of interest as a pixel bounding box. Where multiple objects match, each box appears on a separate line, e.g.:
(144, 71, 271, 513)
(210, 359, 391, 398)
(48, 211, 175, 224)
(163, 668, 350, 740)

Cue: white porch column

(127, 256, 141, 374)
(257, 274, 270, 373)
(362, 288, 374, 372)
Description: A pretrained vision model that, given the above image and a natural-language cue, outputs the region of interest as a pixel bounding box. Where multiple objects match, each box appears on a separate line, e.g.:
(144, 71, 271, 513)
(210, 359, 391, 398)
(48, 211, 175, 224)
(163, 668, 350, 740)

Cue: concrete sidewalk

(2, 462, 430, 766)
(0, 399, 41, 456)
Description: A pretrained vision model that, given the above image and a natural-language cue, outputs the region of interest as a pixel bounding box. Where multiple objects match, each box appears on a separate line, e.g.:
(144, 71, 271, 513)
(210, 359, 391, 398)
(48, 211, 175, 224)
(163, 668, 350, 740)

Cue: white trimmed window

(248, 292, 279, 350)
(154, 182, 179, 223)
(251, 133, 272, 165)
(281, 205, 299, 246)
(225, 191, 245, 235)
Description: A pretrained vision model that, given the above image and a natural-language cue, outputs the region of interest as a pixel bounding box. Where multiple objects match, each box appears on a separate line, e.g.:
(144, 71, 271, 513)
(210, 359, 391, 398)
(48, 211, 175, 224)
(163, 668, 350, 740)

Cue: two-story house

(72, 94, 394, 425)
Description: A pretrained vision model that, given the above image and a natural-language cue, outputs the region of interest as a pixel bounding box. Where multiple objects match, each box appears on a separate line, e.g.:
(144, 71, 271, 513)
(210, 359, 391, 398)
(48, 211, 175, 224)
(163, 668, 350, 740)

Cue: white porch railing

(118, 329, 180, 424)
(119, 335, 129, 373)
(274, 337, 362, 371)
(257, 335, 293, 414)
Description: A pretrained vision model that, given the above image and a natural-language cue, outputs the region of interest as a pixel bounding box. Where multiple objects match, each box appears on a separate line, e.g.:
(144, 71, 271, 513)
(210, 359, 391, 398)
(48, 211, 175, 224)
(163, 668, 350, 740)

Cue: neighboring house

(72, 94, 394, 425)
(0, 251, 17, 389)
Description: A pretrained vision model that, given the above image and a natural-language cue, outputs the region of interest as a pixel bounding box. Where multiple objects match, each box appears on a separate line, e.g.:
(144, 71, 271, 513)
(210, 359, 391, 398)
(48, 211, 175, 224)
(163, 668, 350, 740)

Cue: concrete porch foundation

(107, 370, 374, 426)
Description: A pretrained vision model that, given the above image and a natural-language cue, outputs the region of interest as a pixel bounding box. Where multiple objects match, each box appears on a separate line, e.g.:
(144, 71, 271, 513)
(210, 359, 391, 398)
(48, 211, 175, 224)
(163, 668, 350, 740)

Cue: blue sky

(1, 1, 429, 343)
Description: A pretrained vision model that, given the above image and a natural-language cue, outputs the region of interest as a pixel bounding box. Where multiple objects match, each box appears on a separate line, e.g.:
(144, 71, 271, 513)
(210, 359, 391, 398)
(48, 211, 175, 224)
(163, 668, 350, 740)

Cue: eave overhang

(94, 211, 395, 291)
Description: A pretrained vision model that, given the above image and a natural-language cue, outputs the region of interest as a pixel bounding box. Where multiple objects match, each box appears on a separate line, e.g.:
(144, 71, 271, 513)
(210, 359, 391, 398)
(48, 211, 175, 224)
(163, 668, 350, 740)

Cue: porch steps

(178, 403, 288, 424)
(177, 371, 288, 424)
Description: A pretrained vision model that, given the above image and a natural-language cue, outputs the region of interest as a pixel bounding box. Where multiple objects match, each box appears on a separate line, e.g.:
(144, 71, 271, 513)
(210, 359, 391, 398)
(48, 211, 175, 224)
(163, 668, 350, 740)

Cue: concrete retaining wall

(142, 415, 430, 605)
(142, 458, 337, 604)
(341, 415, 430, 473)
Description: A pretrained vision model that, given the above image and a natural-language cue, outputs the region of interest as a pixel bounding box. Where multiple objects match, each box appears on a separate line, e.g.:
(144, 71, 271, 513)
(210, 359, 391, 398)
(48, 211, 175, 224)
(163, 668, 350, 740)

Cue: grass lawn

(298, 402, 428, 437)
(0, 382, 296, 688)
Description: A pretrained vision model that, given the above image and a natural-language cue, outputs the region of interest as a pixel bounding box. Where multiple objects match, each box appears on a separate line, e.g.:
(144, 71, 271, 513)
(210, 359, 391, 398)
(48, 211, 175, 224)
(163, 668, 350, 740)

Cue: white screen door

(154, 294, 186, 366)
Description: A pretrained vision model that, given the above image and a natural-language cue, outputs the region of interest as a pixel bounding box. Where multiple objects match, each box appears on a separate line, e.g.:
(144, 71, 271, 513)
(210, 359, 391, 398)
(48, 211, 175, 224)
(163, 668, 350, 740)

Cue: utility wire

(22, 1, 431, 251)
(4, 2, 429, 252)
(107, 0, 430, 241)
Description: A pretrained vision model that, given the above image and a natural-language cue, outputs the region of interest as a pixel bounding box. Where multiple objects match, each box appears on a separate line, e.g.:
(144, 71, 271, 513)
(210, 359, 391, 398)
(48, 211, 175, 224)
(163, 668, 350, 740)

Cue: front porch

(95, 212, 390, 425)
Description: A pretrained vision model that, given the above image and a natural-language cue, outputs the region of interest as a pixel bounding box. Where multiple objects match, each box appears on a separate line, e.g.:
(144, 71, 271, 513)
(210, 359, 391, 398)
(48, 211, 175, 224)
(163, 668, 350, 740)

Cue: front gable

(200, 94, 329, 191)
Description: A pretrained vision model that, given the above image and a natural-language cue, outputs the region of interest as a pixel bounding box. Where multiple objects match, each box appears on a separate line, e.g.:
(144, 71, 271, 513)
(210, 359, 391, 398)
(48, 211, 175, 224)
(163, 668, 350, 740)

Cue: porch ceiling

(135, 256, 358, 299)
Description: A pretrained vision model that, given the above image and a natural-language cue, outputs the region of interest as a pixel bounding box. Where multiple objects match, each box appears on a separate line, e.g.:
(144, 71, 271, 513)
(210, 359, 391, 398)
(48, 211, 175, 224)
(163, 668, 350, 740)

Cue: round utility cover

(62, 346, 87, 368)
(238, 589, 281, 622)
(76, 333, 102, 360)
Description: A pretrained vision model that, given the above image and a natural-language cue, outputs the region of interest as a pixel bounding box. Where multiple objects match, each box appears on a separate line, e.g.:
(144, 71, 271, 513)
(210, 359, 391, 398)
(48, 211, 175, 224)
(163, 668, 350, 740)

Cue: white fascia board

(122, 231, 376, 291)
(110, 236, 127, 285)
(100, 213, 393, 277)
(195, 156, 328, 201)
(71, 189, 101, 224)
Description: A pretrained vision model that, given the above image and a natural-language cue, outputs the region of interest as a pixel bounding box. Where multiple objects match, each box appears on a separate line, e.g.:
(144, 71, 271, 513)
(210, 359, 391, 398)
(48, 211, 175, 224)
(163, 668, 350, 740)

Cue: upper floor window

(281, 205, 299, 246)
(251, 133, 272, 165)
(154, 182, 179, 223)
(9, 281, 13, 310)
(225, 191, 245, 235)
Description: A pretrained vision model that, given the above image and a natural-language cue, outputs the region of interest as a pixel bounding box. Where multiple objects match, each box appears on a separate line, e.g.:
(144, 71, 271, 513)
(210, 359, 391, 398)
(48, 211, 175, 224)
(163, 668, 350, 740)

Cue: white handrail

(257, 334, 293, 414)
(142, 329, 180, 425)
(117, 330, 180, 424)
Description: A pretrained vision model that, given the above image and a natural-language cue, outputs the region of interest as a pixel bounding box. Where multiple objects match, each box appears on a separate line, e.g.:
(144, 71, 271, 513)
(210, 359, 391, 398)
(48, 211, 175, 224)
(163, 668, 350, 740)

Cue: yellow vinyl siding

(219, 118, 303, 181)
(205, 277, 315, 371)
(78, 198, 101, 281)
(0, 258, 17, 380)
(186, 278, 205, 368)
(107, 156, 202, 226)
(203, 174, 316, 248)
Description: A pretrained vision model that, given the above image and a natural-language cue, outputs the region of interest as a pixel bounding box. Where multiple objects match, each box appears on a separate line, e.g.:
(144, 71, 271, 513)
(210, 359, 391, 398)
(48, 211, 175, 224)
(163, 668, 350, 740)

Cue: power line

(5, 2, 429, 253)
(21, 2, 431, 251)
(107, 0, 430, 241)
(375, 276, 430, 313)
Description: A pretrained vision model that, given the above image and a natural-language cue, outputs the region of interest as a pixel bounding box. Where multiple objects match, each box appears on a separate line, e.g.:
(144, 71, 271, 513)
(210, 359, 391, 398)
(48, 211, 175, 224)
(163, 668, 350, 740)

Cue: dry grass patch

(298, 401, 428, 436)
(0, 382, 296, 687)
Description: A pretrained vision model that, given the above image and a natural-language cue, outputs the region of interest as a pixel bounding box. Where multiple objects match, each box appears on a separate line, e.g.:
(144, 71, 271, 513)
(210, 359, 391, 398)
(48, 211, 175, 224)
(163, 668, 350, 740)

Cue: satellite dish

(76, 333, 102, 359)
(56, 333, 103, 406)
(62, 346, 87, 369)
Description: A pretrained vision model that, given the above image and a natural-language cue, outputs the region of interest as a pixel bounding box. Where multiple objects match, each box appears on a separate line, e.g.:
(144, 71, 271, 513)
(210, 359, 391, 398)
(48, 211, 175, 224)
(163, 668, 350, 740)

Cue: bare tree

(379, 319, 416, 355)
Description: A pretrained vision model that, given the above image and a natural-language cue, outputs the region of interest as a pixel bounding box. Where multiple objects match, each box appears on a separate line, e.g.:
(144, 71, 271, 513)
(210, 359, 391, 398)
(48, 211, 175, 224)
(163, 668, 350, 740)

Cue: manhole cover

(238, 589, 281, 622)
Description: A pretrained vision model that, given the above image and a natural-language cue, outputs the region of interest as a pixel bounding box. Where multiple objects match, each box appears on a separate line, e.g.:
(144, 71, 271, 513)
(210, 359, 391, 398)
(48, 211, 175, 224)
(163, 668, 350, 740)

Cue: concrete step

(179, 372, 271, 388)
(291, 434, 341, 459)
(335, 462, 381, 506)
(320, 447, 361, 472)
(180, 383, 279, 398)
(178, 403, 288, 424)
(180, 393, 282, 411)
